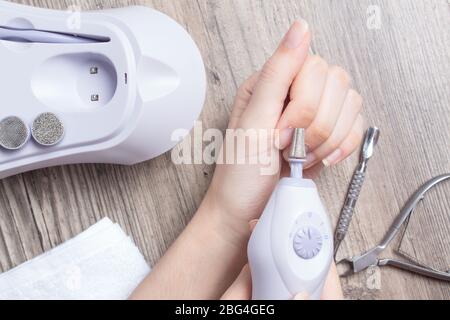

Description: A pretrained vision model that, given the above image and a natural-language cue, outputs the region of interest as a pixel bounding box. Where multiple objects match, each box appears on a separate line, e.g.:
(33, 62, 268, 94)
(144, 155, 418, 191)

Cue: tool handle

(248, 179, 333, 300)
(379, 173, 450, 248)
(336, 170, 366, 237)
(379, 259, 450, 282)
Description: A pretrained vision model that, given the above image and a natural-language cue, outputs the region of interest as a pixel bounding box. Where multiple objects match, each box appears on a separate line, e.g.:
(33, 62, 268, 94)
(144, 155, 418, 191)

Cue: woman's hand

(221, 221, 344, 300)
(131, 20, 363, 300)
(206, 20, 364, 239)
(221, 263, 344, 300)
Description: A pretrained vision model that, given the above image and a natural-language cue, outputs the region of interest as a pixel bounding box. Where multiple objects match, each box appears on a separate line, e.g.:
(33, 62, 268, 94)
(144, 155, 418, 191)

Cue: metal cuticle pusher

(334, 127, 381, 258)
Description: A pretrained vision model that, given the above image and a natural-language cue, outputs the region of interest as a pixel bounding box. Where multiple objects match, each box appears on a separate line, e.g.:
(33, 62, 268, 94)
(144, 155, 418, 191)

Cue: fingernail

(304, 152, 317, 168)
(278, 128, 294, 150)
(323, 149, 343, 167)
(283, 19, 309, 49)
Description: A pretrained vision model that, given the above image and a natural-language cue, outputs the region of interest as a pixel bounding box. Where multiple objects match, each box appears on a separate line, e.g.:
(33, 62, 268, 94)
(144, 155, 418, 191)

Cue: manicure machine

(0, 1, 206, 178)
(248, 129, 333, 300)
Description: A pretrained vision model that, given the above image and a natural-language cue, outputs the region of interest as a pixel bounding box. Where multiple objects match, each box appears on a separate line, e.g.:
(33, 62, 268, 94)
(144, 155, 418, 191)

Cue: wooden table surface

(1, 0, 449, 300)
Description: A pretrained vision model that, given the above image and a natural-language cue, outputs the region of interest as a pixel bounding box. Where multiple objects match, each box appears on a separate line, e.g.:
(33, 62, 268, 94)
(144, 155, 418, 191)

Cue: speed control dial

(293, 226, 323, 260)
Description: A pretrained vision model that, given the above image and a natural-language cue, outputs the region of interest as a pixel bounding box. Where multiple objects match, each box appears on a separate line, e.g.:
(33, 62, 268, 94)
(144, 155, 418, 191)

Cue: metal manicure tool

(337, 174, 450, 281)
(334, 127, 380, 256)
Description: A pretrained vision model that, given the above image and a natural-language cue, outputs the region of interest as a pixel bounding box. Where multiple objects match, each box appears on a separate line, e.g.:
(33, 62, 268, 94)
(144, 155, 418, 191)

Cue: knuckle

(343, 125, 364, 153)
(298, 103, 317, 125)
(236, 85, 247, 99)
(260, 58, 279, 82)
(237, 80, 252, 98)
(308, 55, 328, 70)
(329, 65, 351, 86)
(348, 89, 364, 112)
(236, 73, 259, 100)
(260, 58, 291, 90)
(340, 143, 353, 157)
(327, 138, 341, 151)
(310, 122, 333, 142)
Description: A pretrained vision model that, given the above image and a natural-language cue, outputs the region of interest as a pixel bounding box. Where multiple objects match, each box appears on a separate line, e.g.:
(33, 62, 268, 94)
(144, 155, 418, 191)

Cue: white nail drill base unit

(248, 129, 333, 300)
(0, 1, 206, 178)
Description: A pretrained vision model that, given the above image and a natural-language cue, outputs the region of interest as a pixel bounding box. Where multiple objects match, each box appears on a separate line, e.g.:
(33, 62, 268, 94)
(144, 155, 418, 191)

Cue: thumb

(221, 265, 252, 300)
(240, 20, 311, 129)
(293, 292, 310, 300)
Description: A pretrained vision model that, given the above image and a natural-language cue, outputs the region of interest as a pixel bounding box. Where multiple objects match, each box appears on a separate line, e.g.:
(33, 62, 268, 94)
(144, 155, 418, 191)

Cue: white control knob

(293, 226, 323, 259)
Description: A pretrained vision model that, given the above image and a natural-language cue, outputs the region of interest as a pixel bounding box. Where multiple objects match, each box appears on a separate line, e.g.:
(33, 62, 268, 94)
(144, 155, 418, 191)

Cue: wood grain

(0, 0, 449, 299)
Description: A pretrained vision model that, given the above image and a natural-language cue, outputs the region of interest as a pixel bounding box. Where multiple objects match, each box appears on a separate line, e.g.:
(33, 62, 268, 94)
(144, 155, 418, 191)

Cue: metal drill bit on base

(0, 116, 30, 150)
(31, 112, 65, 146)
(334, 127, 380, 258)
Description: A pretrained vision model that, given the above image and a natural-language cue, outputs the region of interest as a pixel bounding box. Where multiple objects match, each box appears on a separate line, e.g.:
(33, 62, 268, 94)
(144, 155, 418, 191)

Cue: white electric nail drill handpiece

(248, 129, 333, 300)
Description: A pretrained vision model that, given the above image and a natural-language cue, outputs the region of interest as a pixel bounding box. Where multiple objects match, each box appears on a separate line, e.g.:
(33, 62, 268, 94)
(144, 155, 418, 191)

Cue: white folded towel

(0, 218, 151, 300)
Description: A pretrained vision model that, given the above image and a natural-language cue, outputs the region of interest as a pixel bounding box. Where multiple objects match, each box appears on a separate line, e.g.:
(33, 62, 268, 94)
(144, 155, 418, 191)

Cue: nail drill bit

(334, 127, 380, 258)
(289, 129, 307, 179)
(289, 128, 307, 161)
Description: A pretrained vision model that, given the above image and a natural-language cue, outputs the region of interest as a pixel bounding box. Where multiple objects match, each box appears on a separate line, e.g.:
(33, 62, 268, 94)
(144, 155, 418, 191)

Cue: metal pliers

(337, 174, 450, 281)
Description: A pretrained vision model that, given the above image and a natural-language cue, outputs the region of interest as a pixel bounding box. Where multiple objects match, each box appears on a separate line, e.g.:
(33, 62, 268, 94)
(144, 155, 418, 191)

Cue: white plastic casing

(0, 1, 206, 178)
(248, 178, 333, 300)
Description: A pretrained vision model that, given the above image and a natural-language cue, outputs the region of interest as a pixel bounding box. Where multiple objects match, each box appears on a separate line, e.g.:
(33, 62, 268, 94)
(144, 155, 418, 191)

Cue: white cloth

(0, 218, 151, 300)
